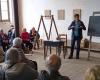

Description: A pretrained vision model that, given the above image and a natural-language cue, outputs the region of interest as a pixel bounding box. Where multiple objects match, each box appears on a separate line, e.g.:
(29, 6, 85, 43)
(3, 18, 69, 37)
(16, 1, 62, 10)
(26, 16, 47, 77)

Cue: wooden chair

(23, 43, 33, 55)
(57, 34, 68, 58)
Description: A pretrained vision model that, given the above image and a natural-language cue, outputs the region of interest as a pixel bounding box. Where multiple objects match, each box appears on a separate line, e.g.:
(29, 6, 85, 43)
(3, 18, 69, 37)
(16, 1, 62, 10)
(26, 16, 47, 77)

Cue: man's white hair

(13, 37, 22, 47)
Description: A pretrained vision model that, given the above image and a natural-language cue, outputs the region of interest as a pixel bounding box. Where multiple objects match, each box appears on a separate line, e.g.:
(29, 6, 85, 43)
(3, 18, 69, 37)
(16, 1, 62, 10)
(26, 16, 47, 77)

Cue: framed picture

(44, 10, 51, 19)
(73, 9, 81, 19)
(58, 9, 65, 20)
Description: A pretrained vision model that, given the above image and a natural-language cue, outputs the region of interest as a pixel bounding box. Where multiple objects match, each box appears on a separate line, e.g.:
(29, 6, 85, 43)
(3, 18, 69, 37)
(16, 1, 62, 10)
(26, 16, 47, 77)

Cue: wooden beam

(13, 0, 19, 37)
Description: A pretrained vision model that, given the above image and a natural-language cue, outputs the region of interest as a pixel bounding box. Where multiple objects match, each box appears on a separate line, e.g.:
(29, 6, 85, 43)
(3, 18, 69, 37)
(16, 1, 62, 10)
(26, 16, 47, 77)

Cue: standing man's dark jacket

(68, 20, 86, 40)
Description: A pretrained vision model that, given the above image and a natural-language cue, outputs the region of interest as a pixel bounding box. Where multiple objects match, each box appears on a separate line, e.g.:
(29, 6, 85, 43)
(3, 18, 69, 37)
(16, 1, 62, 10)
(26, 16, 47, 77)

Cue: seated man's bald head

(46, 54, 61, 71)
(39, 54, 70, 80)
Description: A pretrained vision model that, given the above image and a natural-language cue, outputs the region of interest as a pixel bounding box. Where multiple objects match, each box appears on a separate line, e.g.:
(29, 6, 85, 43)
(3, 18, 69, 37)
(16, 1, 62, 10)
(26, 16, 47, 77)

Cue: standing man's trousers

(70, 37, 81, 57)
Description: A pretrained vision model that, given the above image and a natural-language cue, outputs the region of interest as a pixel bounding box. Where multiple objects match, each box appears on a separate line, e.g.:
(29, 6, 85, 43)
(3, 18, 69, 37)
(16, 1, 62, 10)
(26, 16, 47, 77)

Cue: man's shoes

(68, 55, 73, 59)
(34, 47, 36, 50)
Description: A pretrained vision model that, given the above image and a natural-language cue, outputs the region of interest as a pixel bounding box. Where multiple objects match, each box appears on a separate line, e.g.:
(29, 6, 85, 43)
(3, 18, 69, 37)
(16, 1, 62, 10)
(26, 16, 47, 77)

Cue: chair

(57, 34, 68, 58)
(22, 43, 33, 55)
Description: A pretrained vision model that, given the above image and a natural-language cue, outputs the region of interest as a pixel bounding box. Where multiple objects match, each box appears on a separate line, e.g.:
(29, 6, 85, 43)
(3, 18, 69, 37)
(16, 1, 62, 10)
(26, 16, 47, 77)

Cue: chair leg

(63, 46, 67, 59)
(58, 46, 61, 56)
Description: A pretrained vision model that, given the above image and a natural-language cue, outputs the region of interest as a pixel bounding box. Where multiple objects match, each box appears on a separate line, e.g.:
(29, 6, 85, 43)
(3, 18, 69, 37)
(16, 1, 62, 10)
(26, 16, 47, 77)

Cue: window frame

(0, 0, 10, 22)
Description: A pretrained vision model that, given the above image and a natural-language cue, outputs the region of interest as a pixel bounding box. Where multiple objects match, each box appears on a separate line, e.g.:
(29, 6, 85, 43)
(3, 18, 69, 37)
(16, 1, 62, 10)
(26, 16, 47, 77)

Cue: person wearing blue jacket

(68, 14, 86, 59)
(8, 25, 15, 46)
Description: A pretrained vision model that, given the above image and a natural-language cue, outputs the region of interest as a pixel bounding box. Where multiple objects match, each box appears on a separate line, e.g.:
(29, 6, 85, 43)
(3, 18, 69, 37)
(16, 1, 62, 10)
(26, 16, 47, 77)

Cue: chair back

(57, 34, 67, 46)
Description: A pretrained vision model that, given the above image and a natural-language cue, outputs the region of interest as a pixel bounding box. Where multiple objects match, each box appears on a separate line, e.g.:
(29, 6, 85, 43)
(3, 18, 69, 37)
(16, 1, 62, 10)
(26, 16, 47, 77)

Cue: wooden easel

(34, 15, 59, 46)
(88, 12, 100, 60)
(48, 15, 59, 40)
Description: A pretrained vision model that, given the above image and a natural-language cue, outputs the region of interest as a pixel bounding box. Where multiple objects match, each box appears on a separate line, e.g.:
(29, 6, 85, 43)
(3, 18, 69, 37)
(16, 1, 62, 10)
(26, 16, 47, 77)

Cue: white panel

(1, 2, 8, 11)
(1, 0, 7, 1)
(2, 11, 8, 20)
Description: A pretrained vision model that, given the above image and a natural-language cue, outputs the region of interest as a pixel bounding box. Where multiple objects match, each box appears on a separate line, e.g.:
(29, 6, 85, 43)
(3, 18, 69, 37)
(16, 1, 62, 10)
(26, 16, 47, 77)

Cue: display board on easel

(88, 16, 100, 37)
(88, 11, 100, 60)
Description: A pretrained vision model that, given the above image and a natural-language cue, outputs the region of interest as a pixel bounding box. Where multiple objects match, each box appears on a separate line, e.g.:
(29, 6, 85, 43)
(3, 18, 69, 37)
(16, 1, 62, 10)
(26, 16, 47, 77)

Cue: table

(44, 40, 67, 59)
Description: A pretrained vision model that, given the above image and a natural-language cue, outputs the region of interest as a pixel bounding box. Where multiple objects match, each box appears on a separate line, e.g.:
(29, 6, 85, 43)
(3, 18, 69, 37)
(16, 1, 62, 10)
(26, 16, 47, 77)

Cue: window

(0, 0, 10, 21)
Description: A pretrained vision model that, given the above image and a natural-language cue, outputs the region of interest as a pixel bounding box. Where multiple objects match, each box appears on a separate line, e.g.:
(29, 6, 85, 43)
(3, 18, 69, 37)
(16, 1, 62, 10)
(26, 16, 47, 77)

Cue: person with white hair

(85, 65, 100, 80)
(38, 54, 70, 80)
(0, 48, 38, 80)
(13, 37, 22, 48)
(12, 37, 38, 70)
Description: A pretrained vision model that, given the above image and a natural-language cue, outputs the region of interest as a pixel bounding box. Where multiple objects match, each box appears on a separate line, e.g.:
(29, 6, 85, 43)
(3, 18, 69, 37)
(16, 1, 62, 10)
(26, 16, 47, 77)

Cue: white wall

(18, 0, 23, 32)
(22, 0, 100, 42)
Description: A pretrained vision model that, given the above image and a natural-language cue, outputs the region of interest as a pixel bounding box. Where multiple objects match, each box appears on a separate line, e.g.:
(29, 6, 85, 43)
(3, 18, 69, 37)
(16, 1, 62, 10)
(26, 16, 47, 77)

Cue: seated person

(12, 37, 38, 70)
(0, 48, 38, 80)
(30, 27, 40, 49)
(85, 65, 100, 80)
(20, 28, 33, 51)
(38, 54, 70, 80)
(0, 29, 9, 52)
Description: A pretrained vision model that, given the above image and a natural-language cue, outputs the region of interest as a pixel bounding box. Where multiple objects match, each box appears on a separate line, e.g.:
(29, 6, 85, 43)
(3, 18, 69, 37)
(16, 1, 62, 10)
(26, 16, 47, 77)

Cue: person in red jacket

(20, 28, 33, 51)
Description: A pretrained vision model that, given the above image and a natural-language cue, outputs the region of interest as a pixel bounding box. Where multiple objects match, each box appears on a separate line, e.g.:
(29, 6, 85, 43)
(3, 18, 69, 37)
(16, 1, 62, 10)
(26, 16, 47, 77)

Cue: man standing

(68, 14, 86, 59)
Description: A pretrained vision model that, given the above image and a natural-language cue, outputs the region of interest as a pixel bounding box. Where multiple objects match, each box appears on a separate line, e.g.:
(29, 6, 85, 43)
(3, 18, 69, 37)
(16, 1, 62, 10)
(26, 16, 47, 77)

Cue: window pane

(1, 2, 8, 11)
(1, 0, 7, 1)
(1, 11, 8, 20)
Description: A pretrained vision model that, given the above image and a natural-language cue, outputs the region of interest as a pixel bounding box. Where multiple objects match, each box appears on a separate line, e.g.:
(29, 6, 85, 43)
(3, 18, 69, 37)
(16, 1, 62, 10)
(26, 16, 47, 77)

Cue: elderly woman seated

(12, 37, 38, 70)
(0, 48, 38, 80)
(38, 54, 70, 80)
(85, 65, 100, 80)
(20, 28, 33, 51)
(30, 27, 40, 49)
